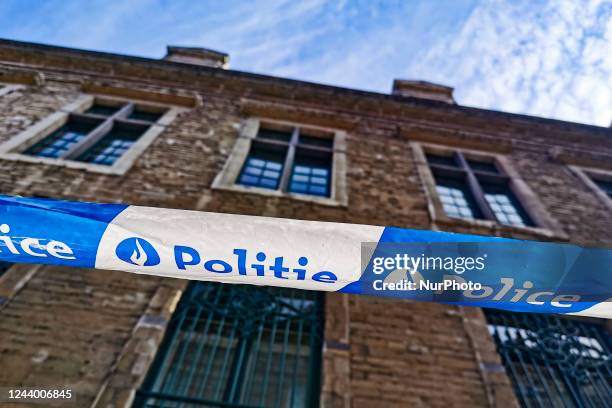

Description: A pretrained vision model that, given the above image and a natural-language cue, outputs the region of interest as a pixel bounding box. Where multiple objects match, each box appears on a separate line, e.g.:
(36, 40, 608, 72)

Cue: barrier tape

(0, 195, 610, 318)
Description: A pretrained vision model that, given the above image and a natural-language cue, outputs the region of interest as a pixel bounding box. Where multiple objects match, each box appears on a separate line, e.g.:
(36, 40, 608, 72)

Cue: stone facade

(0, 39, 610, 408)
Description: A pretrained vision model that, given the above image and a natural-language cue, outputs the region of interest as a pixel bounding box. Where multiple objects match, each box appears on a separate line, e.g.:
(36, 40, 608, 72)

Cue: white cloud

(0, 0, 609, 126)
(409, 0, 612, 126)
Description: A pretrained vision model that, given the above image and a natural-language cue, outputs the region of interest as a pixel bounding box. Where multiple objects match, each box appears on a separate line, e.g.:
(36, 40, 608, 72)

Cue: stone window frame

(212, 117, 348, 207)
(0, 263, 42, 310)
(0, 94, 185, 175)
(569, 166, 612, 212)
(412, 141, 566, 240)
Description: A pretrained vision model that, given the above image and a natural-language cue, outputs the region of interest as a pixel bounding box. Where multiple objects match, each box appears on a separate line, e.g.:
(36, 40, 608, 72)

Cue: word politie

(173, 246, 338, 283)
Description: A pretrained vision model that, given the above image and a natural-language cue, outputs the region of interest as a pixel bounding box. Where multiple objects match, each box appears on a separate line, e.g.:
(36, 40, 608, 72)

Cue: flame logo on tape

(115, 237, 160, 266)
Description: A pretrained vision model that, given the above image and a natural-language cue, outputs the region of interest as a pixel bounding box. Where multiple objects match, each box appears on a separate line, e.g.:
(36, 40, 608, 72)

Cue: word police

(0, 223, 75, 259)
(174, 246, 338, 283)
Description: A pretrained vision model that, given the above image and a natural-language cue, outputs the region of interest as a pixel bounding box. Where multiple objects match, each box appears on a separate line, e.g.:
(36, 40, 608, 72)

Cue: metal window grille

(485, 309, 611, 408)
(426, 152, 534, 227)
(134, 282, 324, 408)
(24, 99, 165, 165)
(237, 126, 334, 198)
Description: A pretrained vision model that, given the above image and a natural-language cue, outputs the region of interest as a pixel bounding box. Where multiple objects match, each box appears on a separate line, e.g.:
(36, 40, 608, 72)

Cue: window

(289, 150, 332, 197)
(426, 152, 534, 227)
(22, 100, 165, 167)
(24, 119, 96, 159)
(239, 141, 287, 190)
(435, 177, 482, 220)
(237, 125, 334, 198)
(76, 123, 147, 166)
(568, 166, 612, 212)
(135, 282, 324, 408)
(485, 309, 611, 408)
(213, 118, 347, 205)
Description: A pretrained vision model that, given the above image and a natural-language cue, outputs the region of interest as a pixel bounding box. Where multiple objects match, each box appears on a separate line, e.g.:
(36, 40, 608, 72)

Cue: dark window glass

(76, 124, 146, 166)
(24, 119, 99, 158)
(257, 128, 292, 143)
(434, 175, 483, 220)
(289, 149, 332, 197)
(238, 142, 287, 190)
(84, 104, 121, 117)
(481, 182, 533, 227)
(299, 135, 333, 149)
(135, 282, 323, 408)
(593, 178, 612, 198)
(127, 109, 163, 123)
(426, 153, 459, 168)
(467, 160, 499, 174)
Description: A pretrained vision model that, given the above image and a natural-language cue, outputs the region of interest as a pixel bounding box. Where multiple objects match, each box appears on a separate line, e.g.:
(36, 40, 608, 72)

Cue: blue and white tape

(0, 195, 610, 318)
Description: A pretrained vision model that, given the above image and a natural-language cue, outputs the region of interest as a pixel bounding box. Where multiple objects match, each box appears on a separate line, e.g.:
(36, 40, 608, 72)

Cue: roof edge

(0, 37, 610, 134)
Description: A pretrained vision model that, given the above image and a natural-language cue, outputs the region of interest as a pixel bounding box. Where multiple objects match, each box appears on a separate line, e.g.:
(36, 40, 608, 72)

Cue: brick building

(0, 39, 610, 408)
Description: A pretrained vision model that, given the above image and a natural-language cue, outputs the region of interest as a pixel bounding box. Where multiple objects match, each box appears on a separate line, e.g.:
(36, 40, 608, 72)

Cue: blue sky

(0, 0, 610, 126)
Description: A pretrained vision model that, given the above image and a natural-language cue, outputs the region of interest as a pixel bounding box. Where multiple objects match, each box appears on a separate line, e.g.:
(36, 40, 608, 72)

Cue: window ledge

(436, 216, 568, 242)
(212, 183, 348, 208)
(0, 152, 132, 175)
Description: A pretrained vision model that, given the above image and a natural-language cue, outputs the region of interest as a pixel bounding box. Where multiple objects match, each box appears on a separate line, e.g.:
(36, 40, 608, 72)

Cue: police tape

(1, 195, 610, 318)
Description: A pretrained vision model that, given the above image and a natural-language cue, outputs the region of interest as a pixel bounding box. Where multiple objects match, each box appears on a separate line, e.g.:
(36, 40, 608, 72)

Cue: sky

(0, 0, 610, 127)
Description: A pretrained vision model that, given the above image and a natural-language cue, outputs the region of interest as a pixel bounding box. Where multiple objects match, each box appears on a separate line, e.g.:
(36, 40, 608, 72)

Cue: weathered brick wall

(0, 266, 164, 407)
(0, 41, 610, 407)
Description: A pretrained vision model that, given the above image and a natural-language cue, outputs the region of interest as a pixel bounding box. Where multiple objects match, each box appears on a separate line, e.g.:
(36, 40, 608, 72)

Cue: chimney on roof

(392, 79, 455, 104)
(164, 46, 229, 69)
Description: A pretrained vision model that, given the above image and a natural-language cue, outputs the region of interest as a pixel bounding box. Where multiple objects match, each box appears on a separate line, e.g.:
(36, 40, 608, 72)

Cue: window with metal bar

(485, 309, 611, 408)
(238, 142, 287, 190)
(24, 119, 99, 158)
(237, 126, 334, 198)
(135, 282, 324, 408)
(289, 149, 332, 197)
(426, 152, 534, 227)
(76, 123, 148, 166)
(23, 99, 166, 166)
(435, 176, 482, 220)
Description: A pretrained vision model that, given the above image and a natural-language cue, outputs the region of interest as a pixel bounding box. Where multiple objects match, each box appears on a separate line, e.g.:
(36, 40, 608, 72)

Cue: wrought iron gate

(485, 309, 611, 408)
(134, 282, 324, 408)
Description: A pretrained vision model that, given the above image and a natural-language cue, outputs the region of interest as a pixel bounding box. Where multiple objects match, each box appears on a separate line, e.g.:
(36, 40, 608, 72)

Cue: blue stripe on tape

(340, 226, 611, 315)
(0, 195, 127, 267)
(339, 226, 511, 295)
(0, 195, 609, 318)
